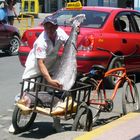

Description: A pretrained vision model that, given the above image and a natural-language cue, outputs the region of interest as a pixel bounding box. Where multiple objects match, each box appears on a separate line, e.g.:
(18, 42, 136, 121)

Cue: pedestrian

(0, 0, 8, 23)
(8, 15, 69, 133)
(6, 0, 19, 25)
(0, 7, 7, 23)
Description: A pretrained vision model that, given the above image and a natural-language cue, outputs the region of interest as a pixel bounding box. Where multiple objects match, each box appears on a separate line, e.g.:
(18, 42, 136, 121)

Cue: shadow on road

(93, 115, 120, 127)
(0, 52, 10, 58)
(131, 135, 140, 140)
(15, 121, 72, 139)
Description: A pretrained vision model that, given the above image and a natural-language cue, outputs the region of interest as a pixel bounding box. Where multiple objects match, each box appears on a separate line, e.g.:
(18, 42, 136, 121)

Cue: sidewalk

(75, 110, 140, 140)
(46, 110, 140, 140)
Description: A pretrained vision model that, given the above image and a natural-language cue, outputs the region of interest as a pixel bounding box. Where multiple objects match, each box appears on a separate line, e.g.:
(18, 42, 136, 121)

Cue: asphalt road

(0, 54, 84, 140)
(0, 54, 23, 114)
(0, 54, 65, 140)
(1, 53, 139, 140)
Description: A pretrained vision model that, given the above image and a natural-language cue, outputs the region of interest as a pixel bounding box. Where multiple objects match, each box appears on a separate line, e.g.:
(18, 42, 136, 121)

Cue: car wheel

(106, 57, 123, 89)
(8, 35, 20, 56)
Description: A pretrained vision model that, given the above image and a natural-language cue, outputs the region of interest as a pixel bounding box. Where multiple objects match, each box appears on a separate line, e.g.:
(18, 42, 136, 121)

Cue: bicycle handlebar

(79, 45, 139, 81)
(96, 45, 139, 58)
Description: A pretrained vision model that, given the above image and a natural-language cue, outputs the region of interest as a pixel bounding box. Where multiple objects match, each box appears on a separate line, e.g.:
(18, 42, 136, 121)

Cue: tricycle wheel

(72, 106, 92, 131)
(12, 106, 37, 133)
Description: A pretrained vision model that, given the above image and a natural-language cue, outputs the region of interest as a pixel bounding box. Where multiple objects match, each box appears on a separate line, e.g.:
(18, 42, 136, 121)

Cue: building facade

(40, 0, 134, 13)
(134, 0, 140, 10)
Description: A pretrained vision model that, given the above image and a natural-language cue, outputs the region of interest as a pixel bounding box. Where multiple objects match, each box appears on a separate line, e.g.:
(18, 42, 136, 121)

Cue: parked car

(0, 21, 21, 55)
(18, 6, 140, 88)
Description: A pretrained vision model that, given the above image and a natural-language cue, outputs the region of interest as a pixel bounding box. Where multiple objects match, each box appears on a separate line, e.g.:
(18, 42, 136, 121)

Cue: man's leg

(53, 117, 65, 132)
(8, 124, 15, 133)
(8, 79, 35, 133)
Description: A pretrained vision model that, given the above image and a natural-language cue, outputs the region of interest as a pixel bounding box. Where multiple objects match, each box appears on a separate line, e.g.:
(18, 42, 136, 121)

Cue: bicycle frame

(90, 67, 133, 106)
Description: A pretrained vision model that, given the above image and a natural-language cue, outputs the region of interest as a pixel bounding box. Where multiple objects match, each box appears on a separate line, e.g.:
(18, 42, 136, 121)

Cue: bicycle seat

(89, 65, 106, 80)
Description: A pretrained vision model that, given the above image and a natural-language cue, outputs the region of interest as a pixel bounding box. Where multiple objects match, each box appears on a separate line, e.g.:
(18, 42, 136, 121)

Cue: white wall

(134, 0, 140, 10)
(14, 2, 21, 16)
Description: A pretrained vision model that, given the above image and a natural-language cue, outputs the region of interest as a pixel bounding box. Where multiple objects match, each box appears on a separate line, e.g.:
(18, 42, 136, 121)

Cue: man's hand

(48, 79, 63, 89)
(37, 58, 63, 89)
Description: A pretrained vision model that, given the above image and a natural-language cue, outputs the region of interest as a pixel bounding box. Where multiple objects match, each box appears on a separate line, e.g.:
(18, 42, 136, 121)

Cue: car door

(114, 12, 140, 72)
(0, 22, 10, 48)
(131, 12, 140, 66)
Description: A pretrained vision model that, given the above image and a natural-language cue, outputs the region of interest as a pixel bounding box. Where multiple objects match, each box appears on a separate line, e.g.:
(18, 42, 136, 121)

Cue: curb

(74, 111, 140, 140)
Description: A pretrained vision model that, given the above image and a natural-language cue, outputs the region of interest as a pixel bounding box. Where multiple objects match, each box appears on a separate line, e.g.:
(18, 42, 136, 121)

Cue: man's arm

(37, 58, 62, 88)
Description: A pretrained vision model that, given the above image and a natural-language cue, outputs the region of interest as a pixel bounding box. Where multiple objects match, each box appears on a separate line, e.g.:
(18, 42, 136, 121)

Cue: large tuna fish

(52, 14, 86, 90)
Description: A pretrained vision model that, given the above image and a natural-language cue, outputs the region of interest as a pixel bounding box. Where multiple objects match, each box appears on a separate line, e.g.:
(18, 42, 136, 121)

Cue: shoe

(53, 118, 65, 133)
(8, 124, 15, 133)
(51, 97, 77, 115)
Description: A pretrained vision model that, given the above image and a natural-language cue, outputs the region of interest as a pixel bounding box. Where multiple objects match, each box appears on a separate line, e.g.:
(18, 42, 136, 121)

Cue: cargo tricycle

(11, 75, 94, 133)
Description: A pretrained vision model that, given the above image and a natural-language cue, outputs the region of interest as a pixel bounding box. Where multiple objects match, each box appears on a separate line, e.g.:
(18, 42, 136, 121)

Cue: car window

(132, 13, 140, 32)
(114, 13, 134, 32)
(53, 10, 109, 28)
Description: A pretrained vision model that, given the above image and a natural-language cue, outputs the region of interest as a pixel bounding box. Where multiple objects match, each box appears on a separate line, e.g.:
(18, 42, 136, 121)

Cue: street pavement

(46, 110, 140, 140)
(75, 110, 140, 140)
(1, 109, 140, 140)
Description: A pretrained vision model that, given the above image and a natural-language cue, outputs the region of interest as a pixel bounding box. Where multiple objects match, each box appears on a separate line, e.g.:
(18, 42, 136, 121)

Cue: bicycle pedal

(100, 106, 106, 112)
